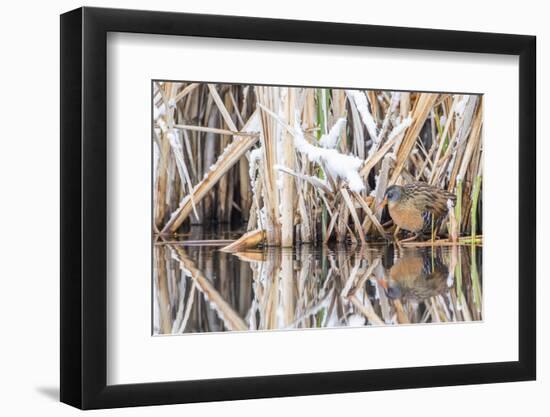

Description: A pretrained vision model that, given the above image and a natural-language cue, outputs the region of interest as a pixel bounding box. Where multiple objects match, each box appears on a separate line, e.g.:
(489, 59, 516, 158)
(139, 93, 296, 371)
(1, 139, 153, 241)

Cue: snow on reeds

(153, 82, 483, 246)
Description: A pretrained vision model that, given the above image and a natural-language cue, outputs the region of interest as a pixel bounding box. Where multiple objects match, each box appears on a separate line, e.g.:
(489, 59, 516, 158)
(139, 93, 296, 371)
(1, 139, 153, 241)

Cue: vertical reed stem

(282, 88, 296, 247)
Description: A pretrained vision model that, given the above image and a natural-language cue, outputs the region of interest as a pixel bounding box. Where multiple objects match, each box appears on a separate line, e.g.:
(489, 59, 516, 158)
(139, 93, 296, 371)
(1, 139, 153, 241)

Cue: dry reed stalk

(393, 299, 410, 324)
(276, 166, 333, 194)
(376, 92, 398, 143)
(368, 91, 379, 121)
(239, 156, 251, 221)
(347, 94, 366, 159)
(154, 84, 177, 228)
(332, 89, 348, 152)
(207, 84, 238, 130)
(457, 102, 483, 181)
(175, 282, 196, 333)
(218, 92, 234, 222)
(256, 87, 282, 246)
(373, 155, 392, 220)
(173, 83, 200, 104)
(208, 85, 236, 222)
(391, 92, 411, 156)
(359, 133, 400, 178)
(340, 259, 362, 297)
(347, 258, 381, 297)
(169, 245, 247, 331)
(429, 298, 442, 322)
(336, 203, 351, 243)
(247, 171, 263, 231)
(238, 89, 253, 221)
(234, 251, 266, 263)
(399, 239, 482, 248)
(263, 252, 281, 329)
(155, 247, 172, 334)
(428, 95, 460, 183)
(282, 89, 296, 247)
(154, 132, 171, 229)
(448, 201, 459, 243)
(281, 249, 295, 325)
(349, 295, 384, 325)
(352, 191, 387, 239)
(390, 93, 439, 184)
(161, 110, 260, 233)
(297, 191, 312, 243)
(400, 93, 410, 118)
(341, 188, 366, 245)
(172, 124, 258, 137)
(431, 96, 479, 186)
(156, 239, 235, 246)
(221, 229, 266, 252)
(201, 102, 218, 221)
(324, 205, 340, 243)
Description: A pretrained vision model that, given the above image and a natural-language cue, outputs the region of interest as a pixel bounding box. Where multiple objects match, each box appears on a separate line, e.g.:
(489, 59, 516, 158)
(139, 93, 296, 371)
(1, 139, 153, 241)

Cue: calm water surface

(153, 228, 482, 335)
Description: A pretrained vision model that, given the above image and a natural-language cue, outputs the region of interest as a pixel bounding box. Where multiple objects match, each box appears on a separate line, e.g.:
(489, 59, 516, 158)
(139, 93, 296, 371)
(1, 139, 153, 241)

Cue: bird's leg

(396, 232, 420, 245)
(393, 226, 401, 241)
(382, 219, 394, 228)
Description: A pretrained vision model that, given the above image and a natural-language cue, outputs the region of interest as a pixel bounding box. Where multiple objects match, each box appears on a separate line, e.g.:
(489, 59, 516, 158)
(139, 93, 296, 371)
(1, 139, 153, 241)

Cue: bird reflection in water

(153, 242, 482, 335)
(385, 249, 449, 302)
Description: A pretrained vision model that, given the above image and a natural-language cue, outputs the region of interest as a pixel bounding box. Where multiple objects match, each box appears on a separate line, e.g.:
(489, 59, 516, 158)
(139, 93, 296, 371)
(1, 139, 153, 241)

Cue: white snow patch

(294, 120, 365, 192)
(243, 111, 261, 135)
(167, 130, 186, 182)
(390, 92, 401, 108)
(153, 104, 165, 121)
(249, 147, 263, 164)
(347, 314, 366, 327)
(388, 116, 412, 141)
(455, 96, 469, 117)
(156, 117, 167, 132)
(319, 117, 347, 149)
(347, 90, 378, 141)
(447, 272, 454, 287)
(153, 141, 160, 187)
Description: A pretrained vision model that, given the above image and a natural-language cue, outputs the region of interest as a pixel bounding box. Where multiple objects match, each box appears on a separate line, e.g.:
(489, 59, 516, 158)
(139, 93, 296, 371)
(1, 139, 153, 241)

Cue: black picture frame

(60, 6, 536, 410)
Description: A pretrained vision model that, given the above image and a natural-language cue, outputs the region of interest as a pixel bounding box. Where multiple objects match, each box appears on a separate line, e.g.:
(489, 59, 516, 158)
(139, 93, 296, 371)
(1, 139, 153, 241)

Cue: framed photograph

(60, 6, 536, 409)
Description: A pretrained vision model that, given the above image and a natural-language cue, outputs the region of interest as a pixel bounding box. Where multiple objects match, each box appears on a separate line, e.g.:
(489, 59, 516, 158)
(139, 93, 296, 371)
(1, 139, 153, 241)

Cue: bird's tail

(445, 190, 457, 206)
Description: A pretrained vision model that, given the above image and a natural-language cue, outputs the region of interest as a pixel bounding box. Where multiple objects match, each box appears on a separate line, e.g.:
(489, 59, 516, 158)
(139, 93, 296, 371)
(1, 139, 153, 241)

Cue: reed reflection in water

(153, 243, 482, 335)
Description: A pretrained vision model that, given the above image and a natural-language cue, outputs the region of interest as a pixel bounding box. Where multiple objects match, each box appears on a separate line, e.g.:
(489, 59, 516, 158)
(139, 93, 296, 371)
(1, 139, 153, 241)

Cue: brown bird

(380, 182, 456, 241)
(385, 250, 449, 301)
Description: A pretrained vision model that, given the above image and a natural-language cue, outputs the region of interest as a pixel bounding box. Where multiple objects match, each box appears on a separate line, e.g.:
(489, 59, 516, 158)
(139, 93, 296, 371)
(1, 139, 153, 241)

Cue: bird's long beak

(377, 277, 388, 290)
(378, 196, 388, 210)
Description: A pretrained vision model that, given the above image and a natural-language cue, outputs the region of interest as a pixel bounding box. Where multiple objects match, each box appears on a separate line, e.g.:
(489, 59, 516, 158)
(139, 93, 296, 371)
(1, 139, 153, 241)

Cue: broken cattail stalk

(221, 229, 266, 252)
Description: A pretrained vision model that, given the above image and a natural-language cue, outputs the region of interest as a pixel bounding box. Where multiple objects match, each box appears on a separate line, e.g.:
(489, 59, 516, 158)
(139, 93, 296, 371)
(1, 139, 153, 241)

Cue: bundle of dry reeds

(153, 82, 482, 247)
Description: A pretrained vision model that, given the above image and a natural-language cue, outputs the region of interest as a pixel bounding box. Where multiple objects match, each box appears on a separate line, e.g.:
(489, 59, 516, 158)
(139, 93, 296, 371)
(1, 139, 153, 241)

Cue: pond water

(153, 229, 482, 335)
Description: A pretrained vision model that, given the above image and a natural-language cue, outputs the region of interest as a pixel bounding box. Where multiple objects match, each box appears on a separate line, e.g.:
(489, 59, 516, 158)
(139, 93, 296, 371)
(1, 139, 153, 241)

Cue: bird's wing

(405, 182, 455, 215)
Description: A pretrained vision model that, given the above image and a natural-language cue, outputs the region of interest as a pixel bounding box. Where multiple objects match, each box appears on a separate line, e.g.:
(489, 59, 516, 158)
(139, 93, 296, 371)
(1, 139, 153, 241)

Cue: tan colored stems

(281, 89, 296, 247)
(161, 110, 260, 233)
(169, 245, 247, 331)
